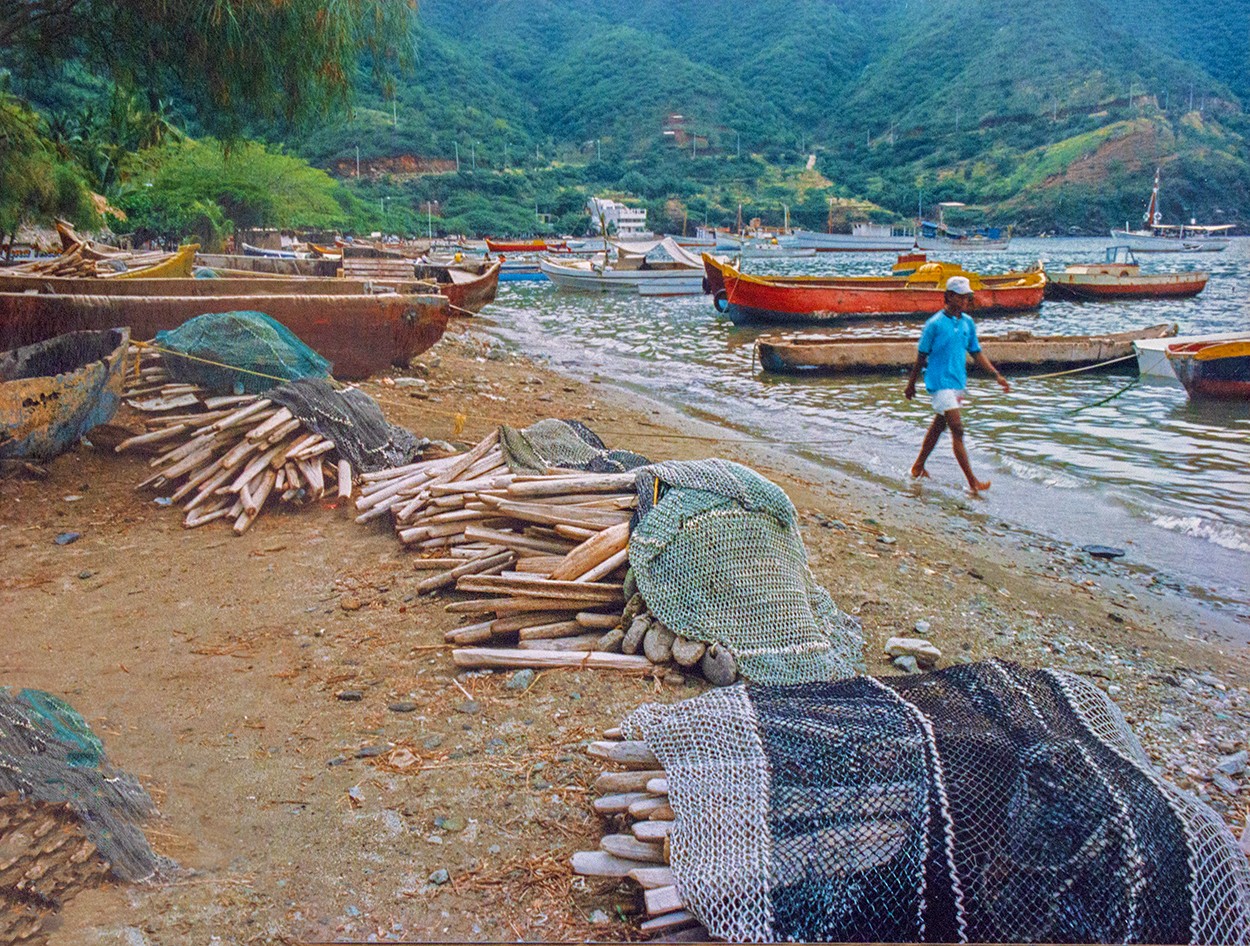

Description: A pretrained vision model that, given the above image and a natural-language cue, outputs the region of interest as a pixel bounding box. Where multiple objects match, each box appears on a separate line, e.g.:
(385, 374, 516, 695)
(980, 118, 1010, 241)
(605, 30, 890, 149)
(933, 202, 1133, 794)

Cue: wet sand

(2, 324, 1247, 944)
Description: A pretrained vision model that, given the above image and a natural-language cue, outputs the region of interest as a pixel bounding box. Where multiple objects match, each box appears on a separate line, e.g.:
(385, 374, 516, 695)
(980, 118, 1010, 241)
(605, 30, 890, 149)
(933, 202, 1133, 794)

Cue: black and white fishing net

(623, 660, 1250, 944)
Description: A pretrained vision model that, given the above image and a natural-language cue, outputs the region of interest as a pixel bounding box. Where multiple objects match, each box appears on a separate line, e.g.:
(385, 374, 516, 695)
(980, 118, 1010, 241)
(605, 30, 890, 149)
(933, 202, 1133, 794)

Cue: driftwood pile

(0, 796, 115, 942)
(571, 729, 707, 940)
(114, 353, 352, 533)
(356, 430, 738, 684)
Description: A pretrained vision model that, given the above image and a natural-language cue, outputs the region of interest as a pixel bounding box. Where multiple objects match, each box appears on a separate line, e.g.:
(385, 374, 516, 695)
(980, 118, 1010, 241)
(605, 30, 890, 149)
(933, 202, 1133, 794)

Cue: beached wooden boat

(411, 259, 501, 315)
(1, 327, 129, 460)
(195, 254, 340, 277)
(757, 324, 1177, 375)
(0, 292, 448, 381)
(0, 274, 436, 298)
(703, 255, 1046, 325)
(1046, 246, 1208, 300)
(485, 238, 567, 253)
(241, 242, 305, 259)
(1166, 341, 1250, 400)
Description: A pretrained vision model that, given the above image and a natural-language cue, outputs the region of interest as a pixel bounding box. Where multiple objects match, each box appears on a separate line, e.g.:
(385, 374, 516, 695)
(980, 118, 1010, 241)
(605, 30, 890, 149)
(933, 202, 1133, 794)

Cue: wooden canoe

(704, 255, 1046, 325)
(109, 244, 199, 279)
(485, 238, 567, 253)
(0, 292, 448, 381)
(757, 324, 1177, 375)
(0, 275, 442, 297)
(1167, 341, 1250, 400)
(1, 327, 129, 460)
(411, 260, 501, 315)
(195, 254, 342, 277)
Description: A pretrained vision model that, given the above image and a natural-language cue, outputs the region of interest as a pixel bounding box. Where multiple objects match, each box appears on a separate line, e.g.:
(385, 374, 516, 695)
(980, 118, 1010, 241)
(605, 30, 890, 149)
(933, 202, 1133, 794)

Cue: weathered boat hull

(1, 328, 129, 460)
(1167, 341, 1250, 400)
(411, 260, 501, 315)
(0, 275, 435, 297)
(1133, 331, 1250, 379)
(485, 239, 566, 253)
(705, 256, 1046, 325)
(1046, 272, 1208, 300)
(196, 254, 341, 277)
(758, 324, 1176, 375)
(540, 259, 704, 295)
(0, 293, 448, 381)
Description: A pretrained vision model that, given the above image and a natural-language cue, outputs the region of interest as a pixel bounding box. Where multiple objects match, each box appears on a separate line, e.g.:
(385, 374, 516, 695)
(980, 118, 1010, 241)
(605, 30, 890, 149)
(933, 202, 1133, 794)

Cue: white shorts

(931, 389, 966, 415)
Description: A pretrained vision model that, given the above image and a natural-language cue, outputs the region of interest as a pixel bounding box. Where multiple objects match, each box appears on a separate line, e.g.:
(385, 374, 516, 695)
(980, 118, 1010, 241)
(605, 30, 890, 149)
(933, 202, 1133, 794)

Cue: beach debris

(574, 661, 1250, 944)
(1082, 544, 1126, 559)
(115, 349, 418, 533)
(0, 688, 162, 942)
(53, 531, 81, 545)
(883, 636, 942, 668)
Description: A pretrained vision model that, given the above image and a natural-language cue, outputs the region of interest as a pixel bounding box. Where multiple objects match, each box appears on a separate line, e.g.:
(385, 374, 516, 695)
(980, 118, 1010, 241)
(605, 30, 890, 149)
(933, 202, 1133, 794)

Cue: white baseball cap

(945, 275, 974, 295)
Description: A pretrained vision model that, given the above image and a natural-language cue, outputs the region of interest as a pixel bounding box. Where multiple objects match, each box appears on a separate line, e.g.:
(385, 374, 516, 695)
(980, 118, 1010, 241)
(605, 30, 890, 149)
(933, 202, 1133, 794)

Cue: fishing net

(153, 311, 331, 394)
(267, 378, 421, 474)
(498, 418, 650, 474)
(622, 659, 1250, 944)
(629, 459, 864, 685)
(0, 687, 160, 883)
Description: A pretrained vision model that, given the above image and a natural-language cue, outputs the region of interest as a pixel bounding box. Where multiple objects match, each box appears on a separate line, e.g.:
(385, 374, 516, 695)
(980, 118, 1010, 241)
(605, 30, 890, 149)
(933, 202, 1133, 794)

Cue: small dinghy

(0, 327, 129, 460)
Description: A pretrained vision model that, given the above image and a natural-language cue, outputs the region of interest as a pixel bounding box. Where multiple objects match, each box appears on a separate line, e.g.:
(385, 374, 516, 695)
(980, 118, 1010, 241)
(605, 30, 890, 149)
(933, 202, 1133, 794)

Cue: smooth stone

(1082, 545, 1125, 559)
(429, 868, 450, 885)
(700, 643, 738, 686)
(643, 623, 675, 664)
(54, 532, 81, 545)
(422, 734, 444, 750)
(434, 815, 465, 832)
(622, 568, 637, 600)
(355, 745, 386, 758)
(505, 668, 536, 691)
(621, 615, 650, 655)
(1212, 771, 1241, 796)
(78, 570, 93, 580)
(913, 620, 932, 636)
(589, 909, 610, 925)
(336, 690, 364, 702)
(893, 655, 920, 674)
(454, 700, 481, 715)
(670, 636, 706, 667)
(388, 702, 418, 713)
(340, 596, 363, 611)
(884, 637, 942, 668)
(1217, 751, 1248, 777)
(878, 535, 897, 545)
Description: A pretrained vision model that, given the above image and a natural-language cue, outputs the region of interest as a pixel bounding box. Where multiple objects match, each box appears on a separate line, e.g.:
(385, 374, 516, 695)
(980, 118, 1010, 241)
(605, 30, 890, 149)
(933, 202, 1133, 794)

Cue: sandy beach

(3, 322, 1247, 944)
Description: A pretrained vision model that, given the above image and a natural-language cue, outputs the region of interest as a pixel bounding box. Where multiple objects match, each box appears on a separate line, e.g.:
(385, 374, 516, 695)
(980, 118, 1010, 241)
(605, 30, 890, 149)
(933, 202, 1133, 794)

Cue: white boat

(790, 223, 917, 252)
(916, 202, 1011, 251)
(1133, 331, 1250, 378)
(1111, 169, 1232, 252)
(539, 237, 707, 295)
(738, 241, 817, 259)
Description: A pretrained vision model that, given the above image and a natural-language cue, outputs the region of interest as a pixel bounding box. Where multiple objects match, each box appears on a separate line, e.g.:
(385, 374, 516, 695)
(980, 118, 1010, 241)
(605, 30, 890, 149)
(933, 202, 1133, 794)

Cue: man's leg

(945, 409, 990, 492)
(911, 413, 947, 478)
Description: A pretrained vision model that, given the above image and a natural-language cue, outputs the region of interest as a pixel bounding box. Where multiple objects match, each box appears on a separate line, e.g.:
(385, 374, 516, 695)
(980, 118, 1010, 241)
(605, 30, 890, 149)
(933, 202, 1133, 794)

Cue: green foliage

(112, 140, 346, 247)
(0, 94, 97, 242)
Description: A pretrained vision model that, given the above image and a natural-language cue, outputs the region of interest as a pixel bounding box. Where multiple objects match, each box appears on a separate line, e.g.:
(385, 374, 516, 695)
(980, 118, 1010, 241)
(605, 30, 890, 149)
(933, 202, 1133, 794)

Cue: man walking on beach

(904, 275, 1010, 494)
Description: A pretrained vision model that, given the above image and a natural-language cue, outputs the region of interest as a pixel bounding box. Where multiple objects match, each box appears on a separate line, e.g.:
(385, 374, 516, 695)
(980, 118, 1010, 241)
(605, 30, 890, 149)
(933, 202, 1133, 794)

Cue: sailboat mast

(1144, 168, 1160, 228)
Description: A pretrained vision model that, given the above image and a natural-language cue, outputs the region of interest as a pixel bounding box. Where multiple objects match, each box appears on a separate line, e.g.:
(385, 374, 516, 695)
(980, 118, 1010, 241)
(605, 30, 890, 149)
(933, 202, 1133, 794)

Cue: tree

(2, 0, 416, 138)
(0, 94, 97, 253)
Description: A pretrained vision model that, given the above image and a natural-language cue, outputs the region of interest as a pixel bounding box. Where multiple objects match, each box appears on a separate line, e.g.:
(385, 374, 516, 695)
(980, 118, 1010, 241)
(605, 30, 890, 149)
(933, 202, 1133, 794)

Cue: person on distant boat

(904, 275, 1010, 494)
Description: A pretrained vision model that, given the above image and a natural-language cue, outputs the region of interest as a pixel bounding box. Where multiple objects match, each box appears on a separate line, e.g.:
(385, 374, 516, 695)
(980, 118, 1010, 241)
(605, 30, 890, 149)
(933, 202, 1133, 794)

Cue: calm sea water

(483, 238, 1250, 623)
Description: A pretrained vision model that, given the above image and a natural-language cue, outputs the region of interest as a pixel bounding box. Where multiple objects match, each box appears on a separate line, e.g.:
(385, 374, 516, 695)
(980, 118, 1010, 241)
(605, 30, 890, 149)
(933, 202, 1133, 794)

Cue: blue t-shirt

(918, 310, 980, 392)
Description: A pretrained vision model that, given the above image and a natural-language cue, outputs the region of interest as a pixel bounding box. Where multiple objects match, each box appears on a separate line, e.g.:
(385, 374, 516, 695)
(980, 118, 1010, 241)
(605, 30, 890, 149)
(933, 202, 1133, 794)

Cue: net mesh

(498, 418, 650, 474)
(267, 378, 421, 474)
(623, 659, 1250, 944)
(153, 311, 331, 394)
(0, 688, 159, 882)
(629, 459, 864, 685)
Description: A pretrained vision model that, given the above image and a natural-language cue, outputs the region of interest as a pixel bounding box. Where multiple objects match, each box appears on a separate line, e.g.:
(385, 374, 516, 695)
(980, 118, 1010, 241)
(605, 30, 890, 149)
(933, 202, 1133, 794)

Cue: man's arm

(972, 351, 1010, 392)
(904, 353, 926, 400)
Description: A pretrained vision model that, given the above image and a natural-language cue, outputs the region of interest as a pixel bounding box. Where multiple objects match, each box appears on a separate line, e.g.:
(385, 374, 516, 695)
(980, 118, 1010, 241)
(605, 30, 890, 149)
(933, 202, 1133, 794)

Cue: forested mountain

(296, 0, 1249, 232)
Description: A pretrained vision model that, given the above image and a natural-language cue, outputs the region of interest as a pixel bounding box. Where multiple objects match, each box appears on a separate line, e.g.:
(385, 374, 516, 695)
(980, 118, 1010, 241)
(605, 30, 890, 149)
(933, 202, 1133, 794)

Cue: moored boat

(1, 327, 129, 460)
(1133, 331, 1250, 379)
(0, 292, 448, 381)
(1111, 169, 1231, 252)
(790, 222, 917, 252)
(1166, 340, 1250, 399)
(916, 203, 1011, 251)
(485, 238, 567, 253)
(1046, 246, 1208, 300)
(703, 254, 1046, 325)
(541, 238, 706, 295)
(411, 259, 501, 314)
(757, 324, 1177, 375)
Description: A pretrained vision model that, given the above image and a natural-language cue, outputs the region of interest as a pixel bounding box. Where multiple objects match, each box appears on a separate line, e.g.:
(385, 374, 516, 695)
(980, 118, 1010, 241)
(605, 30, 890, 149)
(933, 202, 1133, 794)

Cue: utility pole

(504, 142, 509, 168)
(471, 141, 476, 170)
(355, 145, 360, 178)
(454, 141, 460, 172)
(392, 99, 397, 127)
(596, 139, 601, 162)
(427, 202, 432, 239)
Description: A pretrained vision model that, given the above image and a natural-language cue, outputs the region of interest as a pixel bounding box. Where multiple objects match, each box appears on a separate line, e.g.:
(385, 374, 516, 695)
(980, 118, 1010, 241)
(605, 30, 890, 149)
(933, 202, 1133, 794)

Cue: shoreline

(2, 322, 1247, 943)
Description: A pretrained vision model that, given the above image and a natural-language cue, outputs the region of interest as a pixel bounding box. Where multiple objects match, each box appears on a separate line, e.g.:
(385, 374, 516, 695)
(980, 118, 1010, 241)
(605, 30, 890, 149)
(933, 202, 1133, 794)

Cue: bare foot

(969, 479, 992, 494)
(910, 465, 930, 479)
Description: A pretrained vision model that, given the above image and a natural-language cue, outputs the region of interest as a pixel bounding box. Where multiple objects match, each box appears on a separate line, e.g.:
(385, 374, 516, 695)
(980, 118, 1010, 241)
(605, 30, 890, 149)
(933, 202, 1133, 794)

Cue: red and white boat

(1046, 246, 1208, 300)
(1110, 169, 1232, 252)
(484, 237, 567, 253)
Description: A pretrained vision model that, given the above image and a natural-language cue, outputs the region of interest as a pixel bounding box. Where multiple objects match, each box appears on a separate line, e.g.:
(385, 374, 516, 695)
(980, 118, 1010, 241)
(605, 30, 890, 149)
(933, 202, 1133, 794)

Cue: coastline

(2, 322, 1246, 943)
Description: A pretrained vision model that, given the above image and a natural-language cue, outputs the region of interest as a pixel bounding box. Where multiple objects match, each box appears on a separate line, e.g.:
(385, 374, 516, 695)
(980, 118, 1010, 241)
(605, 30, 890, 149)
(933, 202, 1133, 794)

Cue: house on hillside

(587, 197, 648, 237)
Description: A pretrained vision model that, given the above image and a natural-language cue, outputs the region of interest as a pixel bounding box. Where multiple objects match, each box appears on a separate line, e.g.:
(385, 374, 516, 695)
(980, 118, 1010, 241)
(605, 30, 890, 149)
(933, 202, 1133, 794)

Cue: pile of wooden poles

(571, 729, 707, 940)
(355, 430, 739, 684)
(3, 244, 179, 277)
(115, 353, 353, 534)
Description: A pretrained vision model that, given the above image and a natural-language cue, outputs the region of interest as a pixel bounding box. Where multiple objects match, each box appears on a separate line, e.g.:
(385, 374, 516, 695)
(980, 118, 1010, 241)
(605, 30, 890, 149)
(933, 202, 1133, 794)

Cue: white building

(587, 197, 648, 237)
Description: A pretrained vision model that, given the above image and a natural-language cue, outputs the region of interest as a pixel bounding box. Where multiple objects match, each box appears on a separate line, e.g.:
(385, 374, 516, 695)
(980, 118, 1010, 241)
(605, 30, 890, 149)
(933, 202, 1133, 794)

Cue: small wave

(996, 454, 1084, 489)
(1151, 515, 1250, 553)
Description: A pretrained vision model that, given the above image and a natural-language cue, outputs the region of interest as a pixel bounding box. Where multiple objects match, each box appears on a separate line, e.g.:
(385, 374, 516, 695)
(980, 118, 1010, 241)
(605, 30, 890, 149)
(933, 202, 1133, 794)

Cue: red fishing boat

(1046, 246, 1208, 300)
(484, 238, 567, 253)
(702, 254, 1046, 325)
(1166, 341, 1250, 400)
